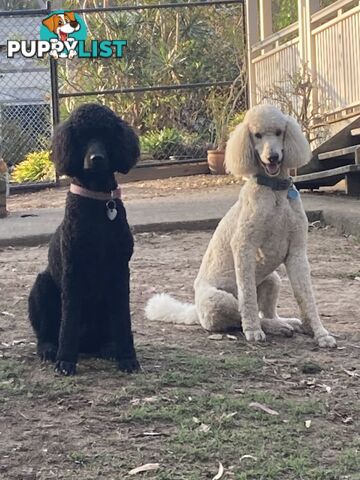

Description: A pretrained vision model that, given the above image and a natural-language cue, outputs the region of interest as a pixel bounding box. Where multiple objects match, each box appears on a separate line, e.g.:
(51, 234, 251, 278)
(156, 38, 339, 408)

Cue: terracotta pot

(207, 149, 226, 175)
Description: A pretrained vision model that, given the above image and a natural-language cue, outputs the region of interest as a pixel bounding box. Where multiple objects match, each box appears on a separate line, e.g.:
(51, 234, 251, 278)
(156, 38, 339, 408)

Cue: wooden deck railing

(248, 0, 360, 121)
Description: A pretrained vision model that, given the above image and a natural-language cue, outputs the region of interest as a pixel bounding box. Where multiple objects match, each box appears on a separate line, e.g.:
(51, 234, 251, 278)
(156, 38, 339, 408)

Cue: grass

(1, 344, 359, 480)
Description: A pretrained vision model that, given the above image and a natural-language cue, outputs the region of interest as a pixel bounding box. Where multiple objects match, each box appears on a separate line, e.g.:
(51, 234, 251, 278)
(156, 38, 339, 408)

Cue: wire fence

(0, 6, 53, 176)
(1, 0, 247, 185)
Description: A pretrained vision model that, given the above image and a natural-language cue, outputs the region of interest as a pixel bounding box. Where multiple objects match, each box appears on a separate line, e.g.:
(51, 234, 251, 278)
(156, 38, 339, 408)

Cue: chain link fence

(0, 7, 53, 180)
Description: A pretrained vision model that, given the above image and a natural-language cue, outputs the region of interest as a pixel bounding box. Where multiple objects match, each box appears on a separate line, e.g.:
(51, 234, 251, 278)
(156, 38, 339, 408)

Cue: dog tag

(106, 200, 118, 221)
(287, 185, 300, 200)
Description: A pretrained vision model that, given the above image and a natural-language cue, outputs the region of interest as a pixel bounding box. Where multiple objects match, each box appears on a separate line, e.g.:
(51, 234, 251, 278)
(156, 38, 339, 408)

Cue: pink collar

(70, 183, 121, 201)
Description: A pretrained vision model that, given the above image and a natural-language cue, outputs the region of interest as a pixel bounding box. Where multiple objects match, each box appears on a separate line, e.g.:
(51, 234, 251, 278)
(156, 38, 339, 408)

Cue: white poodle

(146, 105, 336, 348)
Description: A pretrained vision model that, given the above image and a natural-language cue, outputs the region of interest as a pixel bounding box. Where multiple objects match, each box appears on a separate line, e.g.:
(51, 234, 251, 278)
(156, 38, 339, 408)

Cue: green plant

(11, 150, 55, 183)
(228, 111, 246, 134)
(140, 128, 184, 160)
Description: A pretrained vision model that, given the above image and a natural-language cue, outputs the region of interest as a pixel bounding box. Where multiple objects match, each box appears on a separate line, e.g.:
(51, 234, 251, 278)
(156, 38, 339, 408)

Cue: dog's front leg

(55, 271, 81, 375)
(231, 239, 266, 342)
(285, 248, 336, 348)
(102, 263, 140, 373)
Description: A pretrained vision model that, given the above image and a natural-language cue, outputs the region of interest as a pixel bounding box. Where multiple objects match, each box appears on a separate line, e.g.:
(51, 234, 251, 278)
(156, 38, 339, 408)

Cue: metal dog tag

(287, 185, 300, 200)
(106, 200, 118, 221)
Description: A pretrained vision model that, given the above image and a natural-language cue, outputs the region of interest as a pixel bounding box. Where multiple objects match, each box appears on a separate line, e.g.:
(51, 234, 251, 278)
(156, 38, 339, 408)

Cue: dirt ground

(0, 227, 359, 480)
(7, 175, 243, 212)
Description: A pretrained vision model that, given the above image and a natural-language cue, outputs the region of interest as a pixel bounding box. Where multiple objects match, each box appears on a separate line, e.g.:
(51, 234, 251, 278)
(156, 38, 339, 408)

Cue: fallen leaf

(305, 420, 312, 428)
(208, 334, 223, 341)
(223, 412, 237, 420)
(226, 334, 238, 341)
(130, 396, 159, 406)
(212, 462, 224, 480)
(249, 402, 279, 416)
(192, 417, 200, 424)
(1, 311, 15, 317)
(198, 423, 211, 433)
(128, 463, 160, 475)
(342, 416, 353, 424)
(342, 368, 359, 377)
(240, 454, 257, 462)
(234, 388, 245, 394)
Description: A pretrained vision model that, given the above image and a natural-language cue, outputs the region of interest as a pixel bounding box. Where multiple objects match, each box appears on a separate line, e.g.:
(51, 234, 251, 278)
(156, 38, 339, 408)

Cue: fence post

(245, 0, 259, 107)
(46, 1, 61, 184)
(50, 58, 60, 127)
(259, 0, 272, 53)
(298, 0, 320, 117)
(0, 162, 7, 218)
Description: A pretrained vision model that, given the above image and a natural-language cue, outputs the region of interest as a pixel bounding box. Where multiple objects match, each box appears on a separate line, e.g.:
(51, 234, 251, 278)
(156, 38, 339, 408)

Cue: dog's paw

(244, 328, 266, 342)
(260, 317, 295, 337)
(316, 334, 337, 348)
(118, 357, 141, 373)
(55, 360, 77, 376)
(38, 342, 57, 362)
(279, 317, 303, 333)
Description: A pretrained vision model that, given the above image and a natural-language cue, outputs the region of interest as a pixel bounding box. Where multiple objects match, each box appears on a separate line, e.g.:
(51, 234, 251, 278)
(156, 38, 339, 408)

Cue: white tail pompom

(145, 293, 198, 325)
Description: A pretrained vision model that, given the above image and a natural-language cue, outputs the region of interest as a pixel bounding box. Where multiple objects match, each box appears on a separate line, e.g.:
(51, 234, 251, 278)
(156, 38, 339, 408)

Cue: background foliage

(58, 0, 247, 155)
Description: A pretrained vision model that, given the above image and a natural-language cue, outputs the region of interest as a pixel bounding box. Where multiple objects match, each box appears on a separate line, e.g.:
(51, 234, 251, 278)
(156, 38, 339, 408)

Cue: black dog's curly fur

(29, 103, 140, 375)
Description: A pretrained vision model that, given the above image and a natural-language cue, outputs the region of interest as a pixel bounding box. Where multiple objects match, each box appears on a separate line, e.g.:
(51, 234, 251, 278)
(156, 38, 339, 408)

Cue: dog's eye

(58, 20, 63, 25)
(254, 133, 262, 139)
(276, 129, 282, 136)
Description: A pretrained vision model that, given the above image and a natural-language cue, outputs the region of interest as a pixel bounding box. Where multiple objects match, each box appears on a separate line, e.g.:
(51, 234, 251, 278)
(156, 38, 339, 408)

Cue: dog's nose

(84, 140, 109, 171)
(268, 153, 279, 163)
(70, 21, 78, 28)
(89, 154, 105, 170)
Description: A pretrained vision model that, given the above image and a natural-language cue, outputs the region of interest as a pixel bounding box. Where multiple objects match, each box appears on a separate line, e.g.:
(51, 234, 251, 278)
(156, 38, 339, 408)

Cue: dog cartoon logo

(7, 11, 127, 60)
(40, 10, 87, 59)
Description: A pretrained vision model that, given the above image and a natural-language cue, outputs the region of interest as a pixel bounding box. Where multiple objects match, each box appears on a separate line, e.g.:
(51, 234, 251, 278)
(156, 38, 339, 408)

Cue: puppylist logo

(7, 10, 127, 60)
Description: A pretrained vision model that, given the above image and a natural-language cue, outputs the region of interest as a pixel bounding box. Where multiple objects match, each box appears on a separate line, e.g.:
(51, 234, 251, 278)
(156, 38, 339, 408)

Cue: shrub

(140, 128, 184, 160)
(11, 150, 55, 183)
(140, 128, 210, 161)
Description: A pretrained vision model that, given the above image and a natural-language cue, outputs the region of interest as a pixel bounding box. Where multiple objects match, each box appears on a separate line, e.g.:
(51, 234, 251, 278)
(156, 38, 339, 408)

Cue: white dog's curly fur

(146, 105, 336, 348)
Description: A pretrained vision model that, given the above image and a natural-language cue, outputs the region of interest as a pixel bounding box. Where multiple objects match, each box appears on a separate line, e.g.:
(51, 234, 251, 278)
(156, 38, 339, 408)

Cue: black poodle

(29, 103, 140, 375)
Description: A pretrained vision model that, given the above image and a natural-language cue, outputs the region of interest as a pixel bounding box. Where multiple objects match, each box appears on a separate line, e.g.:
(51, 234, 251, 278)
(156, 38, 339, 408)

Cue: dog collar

(255, 175, 300, 200)
(255, 174, 292, 191)
(70, 184, 121, 220)
(70, 183, 121, 201)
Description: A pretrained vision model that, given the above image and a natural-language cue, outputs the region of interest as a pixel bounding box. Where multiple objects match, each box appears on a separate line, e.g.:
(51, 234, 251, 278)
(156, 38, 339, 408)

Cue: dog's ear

(51, 120, 80, 177)
(225, 121, 256, 176)
(113, 121, 140, 174)
(42, 15, 57, 33)
(283, 116, 312, 168)
(64, 11, 76, 22)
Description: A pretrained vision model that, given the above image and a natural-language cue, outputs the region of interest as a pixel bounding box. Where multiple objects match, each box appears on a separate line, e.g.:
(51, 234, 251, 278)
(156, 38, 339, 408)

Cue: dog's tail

(145, 293, 198, 325)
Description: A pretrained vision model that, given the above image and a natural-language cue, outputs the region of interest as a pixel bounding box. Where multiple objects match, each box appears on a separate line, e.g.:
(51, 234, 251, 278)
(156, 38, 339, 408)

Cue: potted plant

(207, 74, 246, 174)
